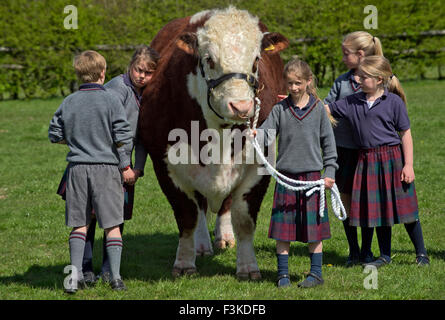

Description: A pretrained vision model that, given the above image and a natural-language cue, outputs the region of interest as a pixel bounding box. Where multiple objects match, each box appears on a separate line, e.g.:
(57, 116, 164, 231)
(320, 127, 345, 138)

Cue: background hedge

(1, 0, 444, 99)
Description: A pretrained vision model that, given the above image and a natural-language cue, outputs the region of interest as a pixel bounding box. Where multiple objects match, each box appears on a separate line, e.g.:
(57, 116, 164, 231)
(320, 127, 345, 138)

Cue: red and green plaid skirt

(350, 144, 419, 227)
(268, 171, 331, 243)
(56, 165, 135, 220)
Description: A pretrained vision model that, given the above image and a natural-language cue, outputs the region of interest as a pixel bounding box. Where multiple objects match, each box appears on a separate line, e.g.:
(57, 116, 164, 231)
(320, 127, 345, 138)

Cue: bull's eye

(252, 57, 259, 73)
(206, 57, 215, 69)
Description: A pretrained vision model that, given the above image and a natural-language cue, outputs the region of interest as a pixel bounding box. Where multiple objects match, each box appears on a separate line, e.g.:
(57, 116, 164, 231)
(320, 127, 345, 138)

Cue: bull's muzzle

(228, 100, 254, 119)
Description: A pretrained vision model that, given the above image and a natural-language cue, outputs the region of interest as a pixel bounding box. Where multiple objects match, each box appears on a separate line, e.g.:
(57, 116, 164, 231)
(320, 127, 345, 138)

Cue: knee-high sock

(105, 237, 123, 281)
(102, 223, 124, 274)
(343, 218, 360, 256)
(376, 226, 392, 260)
(309, 252, 323, 279)
(404, 220, 427, 256)
(276, 254, 289, 277)
(69, 231, 87, 280)
(360, 227, 374, 259)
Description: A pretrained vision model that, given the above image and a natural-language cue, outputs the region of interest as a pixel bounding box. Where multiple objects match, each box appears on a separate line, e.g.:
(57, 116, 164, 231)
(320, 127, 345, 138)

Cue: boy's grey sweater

(259, 98, 338, 179)
(324, 70, 361, 149)
(104, 75, 148, 173)
(48, 87, 133, 168)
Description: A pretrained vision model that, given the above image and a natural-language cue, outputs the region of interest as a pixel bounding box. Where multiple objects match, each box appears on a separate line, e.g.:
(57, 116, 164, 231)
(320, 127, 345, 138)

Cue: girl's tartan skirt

(268, 171, 331, 243)
(350, 144, 419, 227)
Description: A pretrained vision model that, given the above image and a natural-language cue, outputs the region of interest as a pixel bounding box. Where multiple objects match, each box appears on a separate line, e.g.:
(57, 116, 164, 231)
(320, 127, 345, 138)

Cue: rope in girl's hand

(247, 97, 347, 221)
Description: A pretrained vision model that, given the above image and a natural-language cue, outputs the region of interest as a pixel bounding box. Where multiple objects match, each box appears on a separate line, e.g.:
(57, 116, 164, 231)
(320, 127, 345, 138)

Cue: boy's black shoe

(64, 279, 87, 294)
(110, 278, 127, 291)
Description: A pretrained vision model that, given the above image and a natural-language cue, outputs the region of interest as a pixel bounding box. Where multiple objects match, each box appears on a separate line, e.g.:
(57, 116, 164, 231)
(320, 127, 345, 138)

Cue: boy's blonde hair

(73, 50, 106, 83)
(128, 46, 160, 72)
(283, 56, 320, 101)
(358, 55, 407, 105)
(343, 31, 383, 57)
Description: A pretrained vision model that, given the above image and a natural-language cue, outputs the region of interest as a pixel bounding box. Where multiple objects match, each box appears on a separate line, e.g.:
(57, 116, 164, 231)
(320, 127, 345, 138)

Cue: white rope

(247, 97, 347, 221)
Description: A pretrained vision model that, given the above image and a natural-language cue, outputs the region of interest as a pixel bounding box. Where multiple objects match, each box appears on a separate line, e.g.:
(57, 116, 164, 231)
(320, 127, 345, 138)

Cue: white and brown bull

(138, 7, 288, 280)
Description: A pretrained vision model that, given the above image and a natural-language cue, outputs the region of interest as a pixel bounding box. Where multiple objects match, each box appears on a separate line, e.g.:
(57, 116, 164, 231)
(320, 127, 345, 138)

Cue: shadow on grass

(0, 231, 363, 290)
(0, 232, 243, 290)
(391, 248, 445, 264)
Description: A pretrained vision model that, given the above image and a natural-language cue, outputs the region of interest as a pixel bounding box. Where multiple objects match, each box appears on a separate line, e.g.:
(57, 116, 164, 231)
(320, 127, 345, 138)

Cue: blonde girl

(325, 55, 429, 268)
(256, 57, 338, 287)
(324, 31, 383, 266)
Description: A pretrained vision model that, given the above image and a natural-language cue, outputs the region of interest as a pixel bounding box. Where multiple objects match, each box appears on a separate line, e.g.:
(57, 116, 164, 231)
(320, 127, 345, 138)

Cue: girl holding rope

(253, 57, 338, 288)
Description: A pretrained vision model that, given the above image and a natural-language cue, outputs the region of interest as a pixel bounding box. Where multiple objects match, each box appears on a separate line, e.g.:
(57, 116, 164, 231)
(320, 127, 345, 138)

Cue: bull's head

(176, 7, 288, 126)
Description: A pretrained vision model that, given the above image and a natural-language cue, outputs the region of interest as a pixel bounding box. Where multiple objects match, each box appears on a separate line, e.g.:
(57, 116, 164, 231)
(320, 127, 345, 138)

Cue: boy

(48, 50, 133, 293)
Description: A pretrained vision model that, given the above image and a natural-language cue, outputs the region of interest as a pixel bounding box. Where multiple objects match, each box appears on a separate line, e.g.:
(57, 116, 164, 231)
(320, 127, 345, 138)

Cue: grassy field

(0, 80, 444, 300)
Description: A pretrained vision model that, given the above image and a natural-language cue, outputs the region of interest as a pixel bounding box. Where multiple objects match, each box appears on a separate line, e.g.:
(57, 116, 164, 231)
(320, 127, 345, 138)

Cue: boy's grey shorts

(65, 163, 124, 229)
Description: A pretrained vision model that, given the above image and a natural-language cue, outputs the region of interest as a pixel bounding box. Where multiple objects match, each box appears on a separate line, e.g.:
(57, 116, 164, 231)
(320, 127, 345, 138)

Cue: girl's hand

(123, 168, 137, 185)
(324, 177, 335, 189)
(401, 165, 415, 184)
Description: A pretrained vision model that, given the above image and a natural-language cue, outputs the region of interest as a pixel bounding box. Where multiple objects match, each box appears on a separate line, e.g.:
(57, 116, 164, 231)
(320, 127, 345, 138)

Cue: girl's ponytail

(343, 31, 384, 57)
(372, 36, 383, 56)
(387, 75, 407, 105)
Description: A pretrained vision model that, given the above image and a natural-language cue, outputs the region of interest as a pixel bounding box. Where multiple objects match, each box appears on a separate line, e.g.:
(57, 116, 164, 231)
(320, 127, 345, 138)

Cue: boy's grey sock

(69, 231, 87, 281)
(106, 237, 123, 281)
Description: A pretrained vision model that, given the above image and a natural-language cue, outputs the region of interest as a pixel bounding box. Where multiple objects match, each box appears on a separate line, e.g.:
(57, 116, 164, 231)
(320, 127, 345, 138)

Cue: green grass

(1, 80, 445, 300)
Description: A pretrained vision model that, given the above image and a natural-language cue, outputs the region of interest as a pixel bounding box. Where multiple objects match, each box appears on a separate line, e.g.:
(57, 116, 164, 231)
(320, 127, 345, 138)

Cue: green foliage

(1, 0, 444, 99)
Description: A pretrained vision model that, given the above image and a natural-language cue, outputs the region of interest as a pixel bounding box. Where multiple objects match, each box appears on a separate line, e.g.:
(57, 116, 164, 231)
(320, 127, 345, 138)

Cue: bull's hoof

(172, 267, 197, 278)
(236, 271, 261, 281)
(214, 239, 236, 250)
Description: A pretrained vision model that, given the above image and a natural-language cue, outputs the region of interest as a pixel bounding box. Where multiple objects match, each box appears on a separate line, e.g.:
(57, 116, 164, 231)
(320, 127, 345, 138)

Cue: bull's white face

(190, 8, 263, 126)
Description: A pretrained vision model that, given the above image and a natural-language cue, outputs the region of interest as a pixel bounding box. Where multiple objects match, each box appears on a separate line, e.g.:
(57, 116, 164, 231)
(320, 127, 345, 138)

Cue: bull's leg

(214, 195, 235, 249)
(194, 208, 213, 256)
(230, 197, 261, 280)
(151, 159, 201, 277)
(231, 171, 271, 281)
(172, 228, 198, 277)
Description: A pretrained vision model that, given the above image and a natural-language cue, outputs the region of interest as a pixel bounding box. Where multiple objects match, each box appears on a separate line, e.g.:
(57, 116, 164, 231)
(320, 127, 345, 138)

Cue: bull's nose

(228, 100, 254, 118)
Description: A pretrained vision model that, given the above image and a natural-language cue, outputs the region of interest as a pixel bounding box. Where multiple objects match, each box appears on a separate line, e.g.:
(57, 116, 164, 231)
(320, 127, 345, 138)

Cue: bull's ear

(261, 32, 289, 54)
(176, 32, 198, 55)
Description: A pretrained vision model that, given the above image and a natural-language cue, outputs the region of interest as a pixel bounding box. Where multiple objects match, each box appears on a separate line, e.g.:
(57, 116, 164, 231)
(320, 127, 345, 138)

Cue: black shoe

(110, 278, 127, 291)
(277, 274, 291, 288)
(416, 254, 430, 266)
(345, 254, 360, 267)
(64, 278, 87, 294)
(297, 273, 324, 288)
(363, 256, 391, 269)
(359, 253, 375, 265)
(83, 271, 97, 286)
